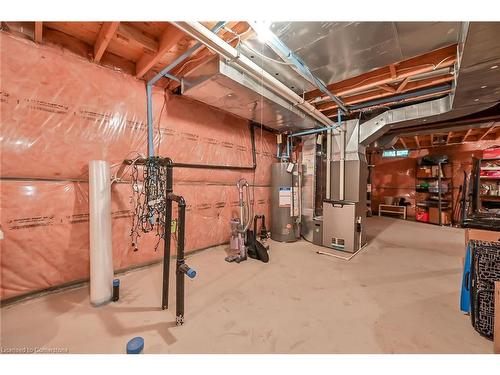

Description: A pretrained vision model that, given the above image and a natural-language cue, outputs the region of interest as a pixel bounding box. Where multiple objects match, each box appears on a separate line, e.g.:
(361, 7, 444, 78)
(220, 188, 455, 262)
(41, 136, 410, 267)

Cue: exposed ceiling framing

(393, 123, 499, 150)
(1, 21, 459, 110)
(2, 21, 498, 140)
(306, 44, 458, 118)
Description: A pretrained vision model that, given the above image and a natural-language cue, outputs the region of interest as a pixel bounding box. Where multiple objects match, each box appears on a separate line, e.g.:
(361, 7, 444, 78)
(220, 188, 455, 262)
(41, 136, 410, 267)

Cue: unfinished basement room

(1, 2, 500, 371)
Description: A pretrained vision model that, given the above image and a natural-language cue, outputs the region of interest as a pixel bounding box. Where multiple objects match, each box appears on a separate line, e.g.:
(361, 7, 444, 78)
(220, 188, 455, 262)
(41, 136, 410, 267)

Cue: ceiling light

(474, 98, 480, 102)
(491, 65, 499, 70)
(481, 85, 487, 89)
(251, 21, 273, 43)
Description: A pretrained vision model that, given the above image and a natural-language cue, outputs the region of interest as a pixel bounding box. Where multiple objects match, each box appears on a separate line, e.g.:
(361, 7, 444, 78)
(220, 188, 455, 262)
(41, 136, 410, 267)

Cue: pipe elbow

(178, 196, 186, 206)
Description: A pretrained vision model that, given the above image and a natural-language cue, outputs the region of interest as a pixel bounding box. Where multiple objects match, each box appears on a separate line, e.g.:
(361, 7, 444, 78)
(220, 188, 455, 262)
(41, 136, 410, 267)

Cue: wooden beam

(116, 23, 158, 54)
(478, 124, 497, 141)
(389, 64, 397, 79)
(495, 281, 500, 354)
(414, 135, 420, 149)
(396, 77, 410, 93)
(377, 84, 396, 94)
(398, 137, 407, 149)
(446, 131, 453, 144)
(431, 133, 435, 145)
(136, 23, 186, 79)
(304, 44, 457, 100)
(94, 22, 119, 63)
(34, 22, 43, 43)
(462, 128, 473, 143)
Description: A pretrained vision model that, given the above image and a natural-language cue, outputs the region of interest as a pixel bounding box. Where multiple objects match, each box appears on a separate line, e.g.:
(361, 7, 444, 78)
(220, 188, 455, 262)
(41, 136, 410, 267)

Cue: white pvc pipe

(89, 160, 113, 306)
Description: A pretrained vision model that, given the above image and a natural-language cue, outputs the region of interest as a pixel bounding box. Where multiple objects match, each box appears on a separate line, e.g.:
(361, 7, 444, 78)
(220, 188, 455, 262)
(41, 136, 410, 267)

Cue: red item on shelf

(483, 148, 500, 160)
(480, 170, 500, 178)
(416, 211, 429, 222)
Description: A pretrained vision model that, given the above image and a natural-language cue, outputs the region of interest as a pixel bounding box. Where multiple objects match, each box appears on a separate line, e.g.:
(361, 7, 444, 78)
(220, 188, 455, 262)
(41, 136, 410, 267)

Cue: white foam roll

(89, 160, 113, 306)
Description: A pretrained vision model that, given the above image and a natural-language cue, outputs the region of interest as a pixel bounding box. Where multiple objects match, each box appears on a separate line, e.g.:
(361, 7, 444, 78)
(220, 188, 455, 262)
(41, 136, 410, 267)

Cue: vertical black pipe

(162, 159, 174, 310)
(176, 200, 186, 325)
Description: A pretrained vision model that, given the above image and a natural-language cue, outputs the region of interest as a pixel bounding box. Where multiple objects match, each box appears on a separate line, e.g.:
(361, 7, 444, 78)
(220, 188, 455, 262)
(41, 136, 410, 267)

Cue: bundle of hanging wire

(130, 157, 168, 252)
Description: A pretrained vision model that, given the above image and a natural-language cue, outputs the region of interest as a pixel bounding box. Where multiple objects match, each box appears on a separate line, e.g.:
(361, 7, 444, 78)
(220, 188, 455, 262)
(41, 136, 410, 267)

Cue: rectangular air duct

(181, 56, 318, 132)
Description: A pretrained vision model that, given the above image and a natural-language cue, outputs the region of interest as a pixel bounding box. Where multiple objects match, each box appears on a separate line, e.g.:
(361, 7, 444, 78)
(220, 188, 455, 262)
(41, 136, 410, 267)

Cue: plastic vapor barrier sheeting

(0, 33, 275, 300)
(89, 160, 114, 306)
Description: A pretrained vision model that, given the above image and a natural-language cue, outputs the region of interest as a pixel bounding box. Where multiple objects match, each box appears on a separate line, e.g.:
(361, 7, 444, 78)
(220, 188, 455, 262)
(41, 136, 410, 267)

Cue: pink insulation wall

(371, 141, 499, 218)
(0, 33, 276, 300)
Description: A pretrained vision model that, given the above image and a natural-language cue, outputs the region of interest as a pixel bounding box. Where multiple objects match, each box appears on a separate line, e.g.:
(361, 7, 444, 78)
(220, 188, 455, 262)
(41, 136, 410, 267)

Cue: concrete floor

(0, 217, 493, 353)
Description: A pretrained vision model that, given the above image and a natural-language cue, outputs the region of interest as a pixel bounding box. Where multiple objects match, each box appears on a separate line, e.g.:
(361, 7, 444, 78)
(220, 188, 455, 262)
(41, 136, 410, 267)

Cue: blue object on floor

(460, 243, 472, 313)
(126, 337, 144, 354)
(186, 268, 197, 279)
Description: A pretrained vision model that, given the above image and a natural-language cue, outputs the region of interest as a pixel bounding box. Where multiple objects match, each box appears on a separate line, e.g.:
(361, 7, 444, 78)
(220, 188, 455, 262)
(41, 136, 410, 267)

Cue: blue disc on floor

(126, 336, 144, 354)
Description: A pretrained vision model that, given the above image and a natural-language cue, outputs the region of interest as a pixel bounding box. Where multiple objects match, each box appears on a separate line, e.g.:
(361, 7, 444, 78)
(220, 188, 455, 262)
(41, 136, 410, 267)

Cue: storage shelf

(481, 157, 500, 162)
(480, 195, 500, 202)
(416, 176, 451, 179)
(481, 167, 500, 171)
(415, 188, 451, 194)
(415, 157, 453, 225)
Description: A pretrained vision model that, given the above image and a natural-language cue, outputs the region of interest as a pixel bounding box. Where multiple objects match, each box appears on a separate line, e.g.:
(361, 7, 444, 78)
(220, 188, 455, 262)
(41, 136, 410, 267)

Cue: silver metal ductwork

(181, 56, 317, 131)
(360, 96, 453, 146)
(173, 21, 333, 130)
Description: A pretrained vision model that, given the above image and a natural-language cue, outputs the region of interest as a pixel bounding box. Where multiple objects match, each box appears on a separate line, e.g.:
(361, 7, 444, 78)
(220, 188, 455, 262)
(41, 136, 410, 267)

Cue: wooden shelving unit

(474, 156, 500, 211)
(415, 158, 453, 226)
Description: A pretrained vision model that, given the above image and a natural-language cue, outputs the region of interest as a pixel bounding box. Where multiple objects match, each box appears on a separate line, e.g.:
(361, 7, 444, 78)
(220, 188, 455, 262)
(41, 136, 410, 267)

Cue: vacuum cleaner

(225, 179, 270, 263)
(225, 178, 252, 263)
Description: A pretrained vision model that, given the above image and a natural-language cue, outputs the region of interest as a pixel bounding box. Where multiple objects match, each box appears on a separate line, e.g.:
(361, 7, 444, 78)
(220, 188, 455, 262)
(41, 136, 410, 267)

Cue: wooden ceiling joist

(414, 135, 420, 149)
(396, 77, 410, 93)
(135, 24, 186, 79)
(34, 22, 43, 43)
(377, 84, 396, 93)
(389, 64, 397, 79)
(399, 137, 408, 149)
(94, 22, 120, 63)
(478, 124, 497, 141)
(116, 23, 158, 54)
(462, 128, 473, 142)
(304, 44, 457, 101)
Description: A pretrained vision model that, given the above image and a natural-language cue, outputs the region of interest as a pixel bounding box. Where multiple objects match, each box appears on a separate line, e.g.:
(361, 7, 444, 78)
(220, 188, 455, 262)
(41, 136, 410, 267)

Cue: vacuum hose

(237, 178, 253, 233)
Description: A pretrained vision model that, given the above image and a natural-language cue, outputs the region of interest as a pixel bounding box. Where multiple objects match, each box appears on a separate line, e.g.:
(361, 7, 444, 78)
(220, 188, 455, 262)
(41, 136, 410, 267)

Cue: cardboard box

(429, 207, 451, 225)
(417, 167, 432, 178)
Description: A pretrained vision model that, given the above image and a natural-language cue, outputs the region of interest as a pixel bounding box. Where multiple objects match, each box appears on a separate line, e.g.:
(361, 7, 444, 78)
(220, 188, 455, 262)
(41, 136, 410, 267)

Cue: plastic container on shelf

(416, 210, 429, 222)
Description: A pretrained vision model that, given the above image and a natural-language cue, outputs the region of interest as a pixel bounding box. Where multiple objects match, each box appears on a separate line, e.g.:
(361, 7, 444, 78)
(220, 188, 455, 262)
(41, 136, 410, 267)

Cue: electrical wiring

(111, 151, 145, 183)
(175, 25, 252, 77)
(243, 43, 294, 66)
